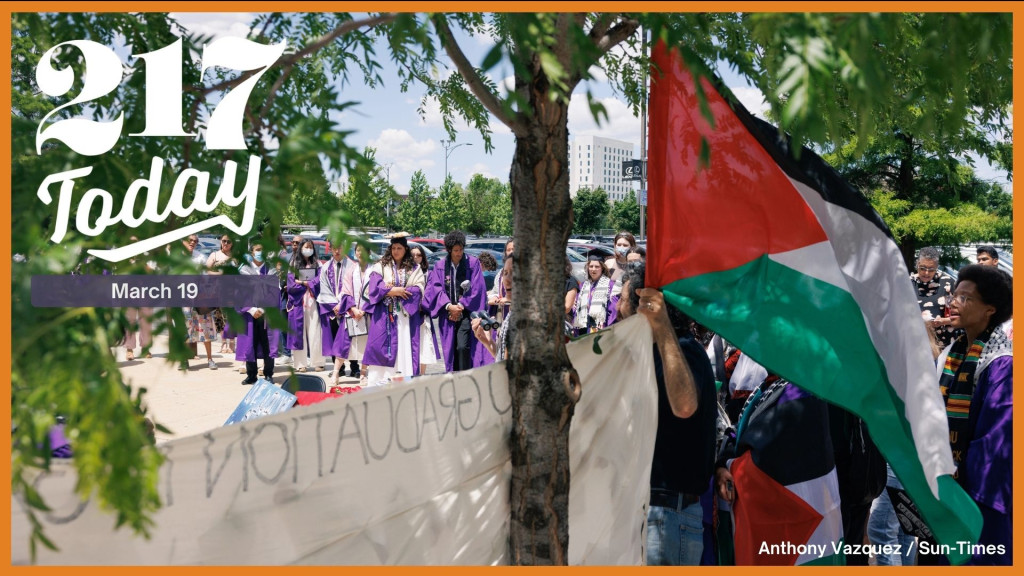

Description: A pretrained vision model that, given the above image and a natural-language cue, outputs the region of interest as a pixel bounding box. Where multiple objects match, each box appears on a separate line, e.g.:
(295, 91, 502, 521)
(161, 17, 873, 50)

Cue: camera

(470, 310, 500, 331)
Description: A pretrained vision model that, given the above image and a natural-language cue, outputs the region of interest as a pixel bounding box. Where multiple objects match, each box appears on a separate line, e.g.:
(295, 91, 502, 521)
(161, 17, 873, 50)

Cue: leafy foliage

(393, 170, 435, 234)
(608, 189, 641, 234)
(430, 175, 468, 232)
(571, 187, 609, 234)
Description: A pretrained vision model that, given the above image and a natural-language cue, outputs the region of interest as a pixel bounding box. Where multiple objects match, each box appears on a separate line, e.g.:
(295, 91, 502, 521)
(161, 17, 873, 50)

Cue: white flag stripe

(787, 177, 955, 496)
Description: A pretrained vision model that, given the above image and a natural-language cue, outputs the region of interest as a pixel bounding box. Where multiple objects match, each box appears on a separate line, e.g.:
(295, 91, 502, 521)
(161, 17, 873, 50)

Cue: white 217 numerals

(35, 37, 286, 156)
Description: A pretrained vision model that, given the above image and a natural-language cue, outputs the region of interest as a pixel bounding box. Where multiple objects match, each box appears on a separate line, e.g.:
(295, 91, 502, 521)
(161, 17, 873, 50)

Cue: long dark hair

(409, 245, 429, 273)
(291, 240, 319, 269)
(381, 241, 414, 271)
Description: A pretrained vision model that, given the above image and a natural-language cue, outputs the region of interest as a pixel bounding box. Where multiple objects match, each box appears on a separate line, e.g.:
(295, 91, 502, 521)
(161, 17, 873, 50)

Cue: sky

(169, 12, 1011, 196)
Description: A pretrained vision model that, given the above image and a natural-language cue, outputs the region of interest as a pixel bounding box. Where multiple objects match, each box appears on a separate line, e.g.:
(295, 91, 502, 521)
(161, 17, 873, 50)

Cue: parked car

(412, 237, 446, 252)
(367, 239, 435, 261)
(566, 242, 615, 261)
(466, 238, 512, 254)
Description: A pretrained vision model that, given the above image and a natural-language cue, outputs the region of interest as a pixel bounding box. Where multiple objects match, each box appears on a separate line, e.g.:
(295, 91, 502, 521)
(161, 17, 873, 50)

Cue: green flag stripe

(661, 255, 981, 563)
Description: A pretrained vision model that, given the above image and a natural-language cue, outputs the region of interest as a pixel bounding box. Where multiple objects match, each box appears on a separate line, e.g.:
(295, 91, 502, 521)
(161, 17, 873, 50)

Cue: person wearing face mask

(285, 240, 324, 373)
(236, 242, 281, 385)
(339, 244, 370, 384)
(571, 255, 619, 337)
(318, 240, 353, 383)
(605, 231, 636, 285)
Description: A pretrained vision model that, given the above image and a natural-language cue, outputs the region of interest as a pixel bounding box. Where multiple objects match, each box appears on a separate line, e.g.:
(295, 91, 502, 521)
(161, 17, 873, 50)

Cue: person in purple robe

(236, 242, 280, 385)
(424, 230, 490, 373)
(317, 240, 351, 381)
(362, 234, 425, 386)
(411, 245, 441, 375)
(930, 264, 1013, 565)
(339, 244, 370, 385)
(285, 239, 324, 372)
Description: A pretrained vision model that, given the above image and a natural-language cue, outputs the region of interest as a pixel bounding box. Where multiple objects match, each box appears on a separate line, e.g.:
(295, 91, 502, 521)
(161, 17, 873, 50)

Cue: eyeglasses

(187, 239, 198, 245)
(917, 266, 937, 273)
(950, 293, 975, 306)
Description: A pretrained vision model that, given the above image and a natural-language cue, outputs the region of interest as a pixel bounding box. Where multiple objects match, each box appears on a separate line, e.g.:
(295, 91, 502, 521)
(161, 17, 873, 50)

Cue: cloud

(169, 12, 256, 41)
(730, 86, 768, 119)
(568, 94, 641, 143)
(366, 129, 438, 192)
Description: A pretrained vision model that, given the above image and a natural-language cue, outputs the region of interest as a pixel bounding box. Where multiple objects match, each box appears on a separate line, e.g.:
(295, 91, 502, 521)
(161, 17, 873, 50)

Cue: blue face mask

(616, 246, 629, 256)
(253, 251, 263, 261)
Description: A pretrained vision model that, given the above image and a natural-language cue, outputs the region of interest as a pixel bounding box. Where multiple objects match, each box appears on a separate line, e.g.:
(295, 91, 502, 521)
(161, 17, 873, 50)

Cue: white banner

(11, 316, 657, 565)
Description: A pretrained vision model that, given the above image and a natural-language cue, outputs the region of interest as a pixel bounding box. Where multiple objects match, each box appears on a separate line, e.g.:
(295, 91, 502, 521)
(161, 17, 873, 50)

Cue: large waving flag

(646, 42, 981, 564)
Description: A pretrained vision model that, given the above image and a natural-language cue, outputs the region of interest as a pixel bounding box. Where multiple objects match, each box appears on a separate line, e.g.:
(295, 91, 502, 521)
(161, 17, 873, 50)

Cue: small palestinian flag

(646, 42, 981, 564)
(729, 381, 843, 565)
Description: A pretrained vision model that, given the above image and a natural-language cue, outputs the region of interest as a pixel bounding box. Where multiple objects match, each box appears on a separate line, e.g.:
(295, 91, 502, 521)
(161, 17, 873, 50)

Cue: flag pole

(639, 27, 648, 241)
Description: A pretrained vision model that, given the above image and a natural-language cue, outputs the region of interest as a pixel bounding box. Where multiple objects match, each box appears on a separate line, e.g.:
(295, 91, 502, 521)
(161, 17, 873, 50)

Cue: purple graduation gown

(961, 356, 1013, 565)
(424, 254, 489, 372)
(285, 266, 321, 350)
(234, 262, 280, 361)
(361, 268, 423, 375)
(318, 259, 350, 358)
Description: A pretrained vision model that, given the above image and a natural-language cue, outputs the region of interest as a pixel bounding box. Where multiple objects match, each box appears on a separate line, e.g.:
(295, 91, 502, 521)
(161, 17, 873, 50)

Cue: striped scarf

(573, 275, 614, 330)
(938, 327, 990, 485)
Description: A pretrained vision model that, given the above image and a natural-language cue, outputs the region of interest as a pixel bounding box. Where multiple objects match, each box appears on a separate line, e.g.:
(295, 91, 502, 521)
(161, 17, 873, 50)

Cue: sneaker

(208, 360, 218, 370)
(280, 356, 293, 366)
(241, 378, 257, 385)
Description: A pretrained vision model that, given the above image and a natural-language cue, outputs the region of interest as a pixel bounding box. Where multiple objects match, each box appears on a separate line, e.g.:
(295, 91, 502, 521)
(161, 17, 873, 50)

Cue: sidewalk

(117, 334, 444, 444)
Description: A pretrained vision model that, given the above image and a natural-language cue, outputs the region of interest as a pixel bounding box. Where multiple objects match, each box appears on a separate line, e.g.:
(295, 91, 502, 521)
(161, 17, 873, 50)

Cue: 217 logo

(35, 37, 286, 263)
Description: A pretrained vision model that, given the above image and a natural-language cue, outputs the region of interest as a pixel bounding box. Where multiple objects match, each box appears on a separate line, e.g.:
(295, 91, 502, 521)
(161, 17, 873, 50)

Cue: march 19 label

(33, 37, 287, 264)
(31, 275, 281, 308)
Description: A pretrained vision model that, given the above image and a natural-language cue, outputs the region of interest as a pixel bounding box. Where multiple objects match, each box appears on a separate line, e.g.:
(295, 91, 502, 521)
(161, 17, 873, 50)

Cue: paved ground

(117, 333, 444, 444)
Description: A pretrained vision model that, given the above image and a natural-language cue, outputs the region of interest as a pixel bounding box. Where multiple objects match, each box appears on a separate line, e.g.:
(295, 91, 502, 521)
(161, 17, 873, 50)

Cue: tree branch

(594, 17, 640, 55)
(192, 13, 398, 98)
(432, 14, 528, 137)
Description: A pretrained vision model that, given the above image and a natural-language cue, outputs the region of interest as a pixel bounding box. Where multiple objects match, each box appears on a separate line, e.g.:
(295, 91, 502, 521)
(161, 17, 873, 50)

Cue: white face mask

(301, 248, 315, 258)
(616, 246, 629, 256)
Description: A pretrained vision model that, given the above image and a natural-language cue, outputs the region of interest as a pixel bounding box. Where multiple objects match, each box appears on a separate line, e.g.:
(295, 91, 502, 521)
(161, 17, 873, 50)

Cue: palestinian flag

(730, 381, 843, 565)
(645, 42, 981, 564)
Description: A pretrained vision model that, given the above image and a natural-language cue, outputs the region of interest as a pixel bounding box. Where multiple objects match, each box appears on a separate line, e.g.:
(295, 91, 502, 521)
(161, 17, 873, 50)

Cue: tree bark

(505, 69, 582, 565)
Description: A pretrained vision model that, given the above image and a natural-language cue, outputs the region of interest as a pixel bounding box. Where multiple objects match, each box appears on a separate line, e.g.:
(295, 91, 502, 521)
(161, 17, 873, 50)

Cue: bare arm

(637, 288, 698, 418)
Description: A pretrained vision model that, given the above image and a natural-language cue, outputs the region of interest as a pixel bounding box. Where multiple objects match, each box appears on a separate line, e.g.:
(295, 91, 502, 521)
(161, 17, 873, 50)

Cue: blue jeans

(868, 464, 917, 566)
(646, 500, 704, 565)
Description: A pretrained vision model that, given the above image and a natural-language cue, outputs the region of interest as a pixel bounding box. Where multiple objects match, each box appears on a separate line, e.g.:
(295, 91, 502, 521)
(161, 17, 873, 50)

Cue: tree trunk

(505, 75, 581, 565)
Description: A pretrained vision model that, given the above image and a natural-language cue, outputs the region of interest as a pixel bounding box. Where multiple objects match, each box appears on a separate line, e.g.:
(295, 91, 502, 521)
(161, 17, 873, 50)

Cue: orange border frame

(2, 3, 1020, 574)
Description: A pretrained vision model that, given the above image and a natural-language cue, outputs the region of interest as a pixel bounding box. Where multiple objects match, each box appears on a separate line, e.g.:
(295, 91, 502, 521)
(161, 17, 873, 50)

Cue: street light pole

(378, 161, 394, 233)
(440, 139, 472, 183)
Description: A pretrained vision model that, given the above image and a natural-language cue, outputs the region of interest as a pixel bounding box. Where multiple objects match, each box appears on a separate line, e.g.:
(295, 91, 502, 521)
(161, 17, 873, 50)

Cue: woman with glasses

(284, 239, 324, 373)
(927, 264, 1013, 565)
(911, 246, 956, 348)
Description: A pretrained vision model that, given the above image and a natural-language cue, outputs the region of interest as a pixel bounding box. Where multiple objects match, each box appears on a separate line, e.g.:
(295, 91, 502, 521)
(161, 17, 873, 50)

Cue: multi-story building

(568, 135, 638, 202)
